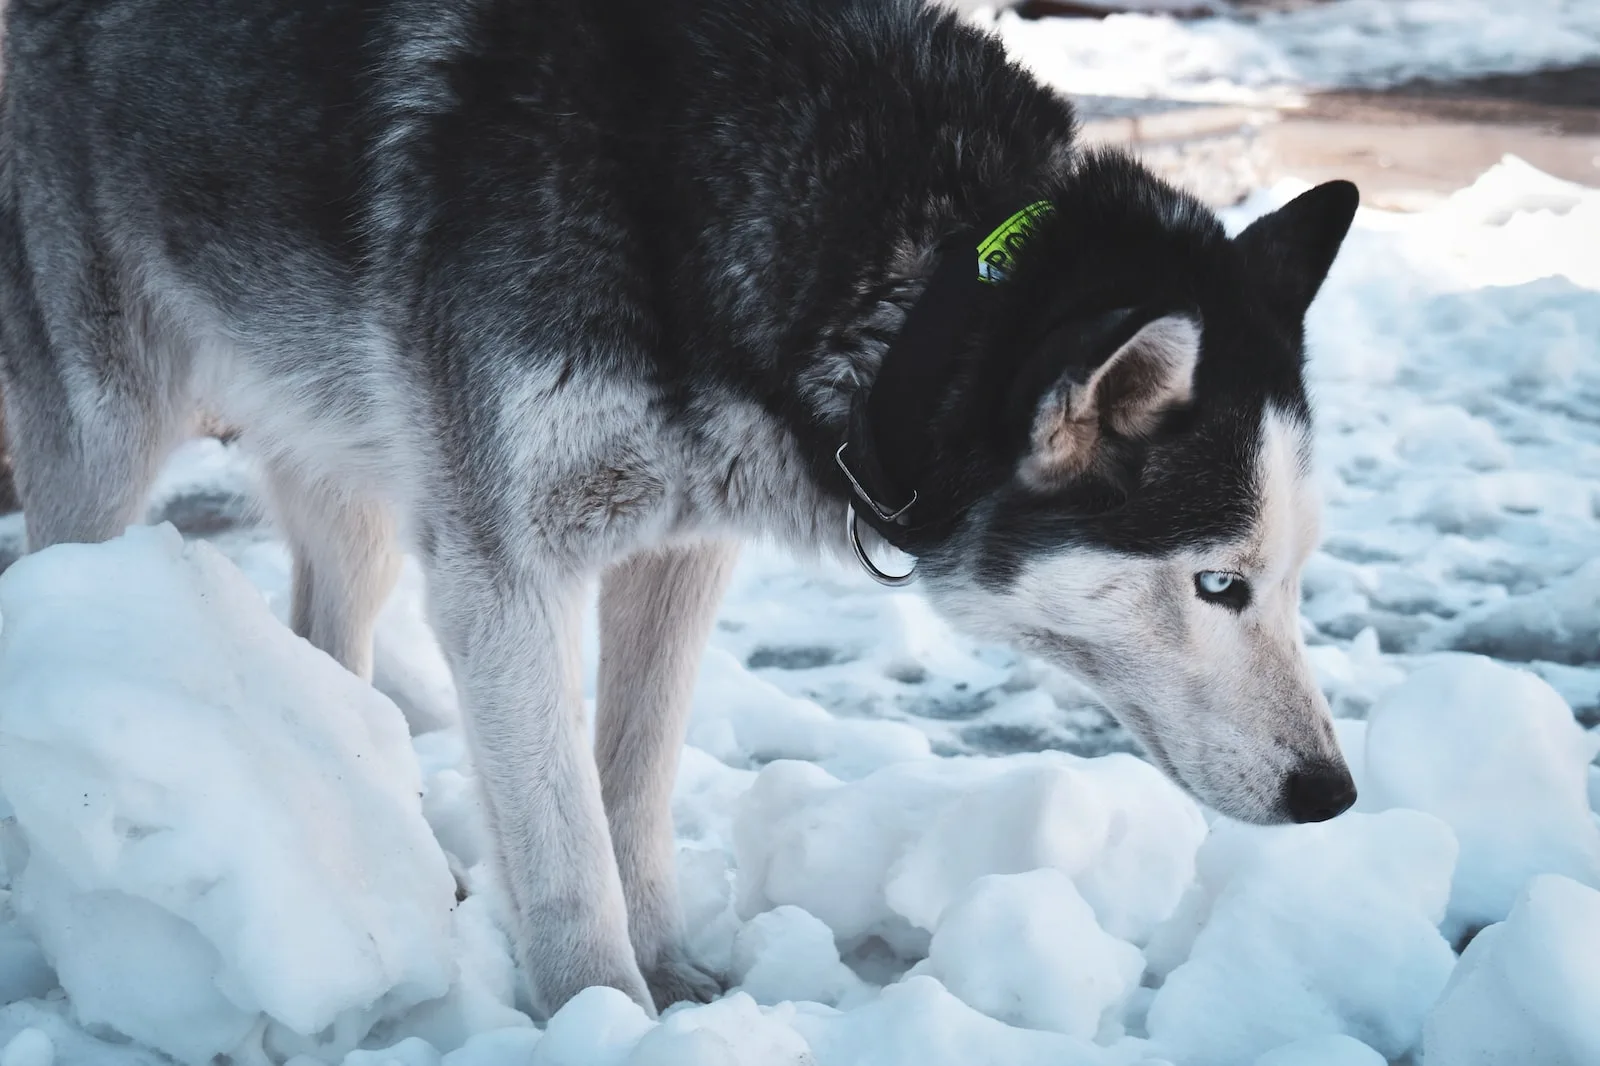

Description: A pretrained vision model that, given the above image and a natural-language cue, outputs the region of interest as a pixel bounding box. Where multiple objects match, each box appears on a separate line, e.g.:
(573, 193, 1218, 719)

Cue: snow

(908, 869, 1145, 1041)
(0, 1030, 53, 1066)
(732, 752, 1204, 958)
(1362, 657, 1600, 942)
(728, 906, 870, 1008)
(1143, 810, 1458, 1065)
(0, 35, 1597, 1066)
(790, 977, 1119, 1066)
(0, 526, 459, 1065)
(1252, 1034, 1385, 1066)
(981, 0, 1600, 104)
(688, 647, 932, 781)
(1422, 875, 1600, 1066)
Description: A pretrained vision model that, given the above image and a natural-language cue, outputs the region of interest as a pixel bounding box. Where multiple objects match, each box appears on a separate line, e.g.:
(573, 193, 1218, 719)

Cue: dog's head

(918, 155, 1359, 825)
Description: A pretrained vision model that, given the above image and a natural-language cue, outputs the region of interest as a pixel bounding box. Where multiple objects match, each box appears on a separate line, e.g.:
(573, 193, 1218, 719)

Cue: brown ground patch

(1316, 63, 1600, 131)
(1267, 65, 1600, 205)
(1083, 64, 1600, 207)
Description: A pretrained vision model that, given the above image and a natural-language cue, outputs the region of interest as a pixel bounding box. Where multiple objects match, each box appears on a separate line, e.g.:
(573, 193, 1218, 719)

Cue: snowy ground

(984, 0, 1600, 104)
(0, 8, 1599, 1066)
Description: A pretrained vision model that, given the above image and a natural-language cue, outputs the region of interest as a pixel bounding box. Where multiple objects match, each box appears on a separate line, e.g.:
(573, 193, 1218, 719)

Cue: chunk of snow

(886, 754, 1206, 945)
(1423, 874, 1600, 1066)
(0, 526, 456, 1064)
(1437, 154, 1596, 227)
(729, 905, 870, 1007)
(339, 1037, 441, 1066)
(736, 753, 1204, 956)
(735, 758, 970, 953)
(627, 994, 814, 1066)
(911, 869, 1145, 1041)
(1362, 656, 1600, 939)
(1145, 811, 1458, 1066)
(1251, 1034, 1384, 1066)
(379, 892, 534, 1053)
(0, 1029, 52, 1066)
(529, 986, 653, 1066)
(791, 975, 1115, 1066)
(440, 1028, 542, 1066)
(0, 1002, 166, 1066)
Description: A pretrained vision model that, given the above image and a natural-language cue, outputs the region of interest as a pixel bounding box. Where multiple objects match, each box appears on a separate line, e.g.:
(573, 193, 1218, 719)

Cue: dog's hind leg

(0, 211, 186, 551)
(596, 539, 739, 1011)
(263, 467, 400, 682)
(425, 543, 653, 1017)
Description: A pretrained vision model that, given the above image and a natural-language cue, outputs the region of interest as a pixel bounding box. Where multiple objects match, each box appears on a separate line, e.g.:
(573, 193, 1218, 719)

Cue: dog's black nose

(1284, 761, 1357, 823)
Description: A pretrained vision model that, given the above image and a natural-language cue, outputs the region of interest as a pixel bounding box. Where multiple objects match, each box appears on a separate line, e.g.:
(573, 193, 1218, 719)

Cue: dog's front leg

(596, 539, 739, 1011)
(428, 561, 651, 1017)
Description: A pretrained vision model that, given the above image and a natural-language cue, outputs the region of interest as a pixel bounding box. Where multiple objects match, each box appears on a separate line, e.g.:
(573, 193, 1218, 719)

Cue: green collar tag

(976, 201, 1054, 284)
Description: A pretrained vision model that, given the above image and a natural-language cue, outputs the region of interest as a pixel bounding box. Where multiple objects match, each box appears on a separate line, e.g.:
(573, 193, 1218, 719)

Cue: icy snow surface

(0, 128, 1597, 1066)
(981, 0, 1600, 103)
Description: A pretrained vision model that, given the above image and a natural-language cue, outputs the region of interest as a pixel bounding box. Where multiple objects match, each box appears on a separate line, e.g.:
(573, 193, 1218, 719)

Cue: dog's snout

(1283, 761, 1357, 824)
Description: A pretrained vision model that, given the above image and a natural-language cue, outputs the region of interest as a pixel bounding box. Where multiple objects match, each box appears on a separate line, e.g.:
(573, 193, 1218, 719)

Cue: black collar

(837, 202, 1053, 565)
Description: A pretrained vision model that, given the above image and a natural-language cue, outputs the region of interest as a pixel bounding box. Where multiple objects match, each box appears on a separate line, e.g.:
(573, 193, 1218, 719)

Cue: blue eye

(1195, 571, 1250, 609)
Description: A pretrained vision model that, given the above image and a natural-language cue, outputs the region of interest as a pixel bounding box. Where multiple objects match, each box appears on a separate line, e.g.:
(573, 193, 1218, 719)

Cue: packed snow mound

(0, 1001, 170, 1066)
(789, 976, 1120, 1066)
(1423, 875, 1600, 1066)
(1144, 810, 1458, 1066)
(1362, 656, 1600, 941)
(734, 751, 1206, 954)
(728, 905, 870, 1008)
(908, 869, 1145, 1041)
(0, 1029, 52, 1066)
(463, 978, 1159, 1066)
(0, 526, 457, 1064)
(1251, 1034, 1385, 1066)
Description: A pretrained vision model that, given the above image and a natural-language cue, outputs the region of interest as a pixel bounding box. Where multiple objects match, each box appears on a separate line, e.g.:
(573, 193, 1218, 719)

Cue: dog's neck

(617, 0, 1083, 556)
(796, 239, 942, 433)
(789, 187, 1074, 560)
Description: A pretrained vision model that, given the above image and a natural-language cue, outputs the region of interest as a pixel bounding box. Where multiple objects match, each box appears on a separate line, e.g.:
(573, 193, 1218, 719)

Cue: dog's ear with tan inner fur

(1018, 311, 1201, 490)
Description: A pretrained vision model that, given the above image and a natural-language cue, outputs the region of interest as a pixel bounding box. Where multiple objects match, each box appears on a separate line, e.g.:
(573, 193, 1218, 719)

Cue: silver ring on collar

(847, 504, 917, 586)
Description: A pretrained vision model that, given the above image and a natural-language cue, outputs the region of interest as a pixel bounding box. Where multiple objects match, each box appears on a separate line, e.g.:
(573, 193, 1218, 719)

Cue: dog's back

(0, 0, 1072, 552)
(8, 0, 1007, 476)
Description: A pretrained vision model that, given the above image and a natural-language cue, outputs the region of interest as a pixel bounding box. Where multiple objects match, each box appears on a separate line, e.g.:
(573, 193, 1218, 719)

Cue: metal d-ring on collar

(829, 201, 1053, 589)
(834, 443, 918, 586)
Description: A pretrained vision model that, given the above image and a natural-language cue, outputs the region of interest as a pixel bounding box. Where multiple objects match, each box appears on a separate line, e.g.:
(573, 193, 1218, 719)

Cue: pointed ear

(1020, 312, 1200, 489)
(1235, 180, 1359, 323)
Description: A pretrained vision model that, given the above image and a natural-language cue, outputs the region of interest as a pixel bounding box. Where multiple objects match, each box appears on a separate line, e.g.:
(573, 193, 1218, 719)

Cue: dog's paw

(644, 948, 722, 1011)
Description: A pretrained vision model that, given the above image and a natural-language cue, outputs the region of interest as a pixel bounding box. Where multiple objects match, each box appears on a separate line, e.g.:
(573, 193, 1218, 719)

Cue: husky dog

(0, 0, 1359, 1018)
